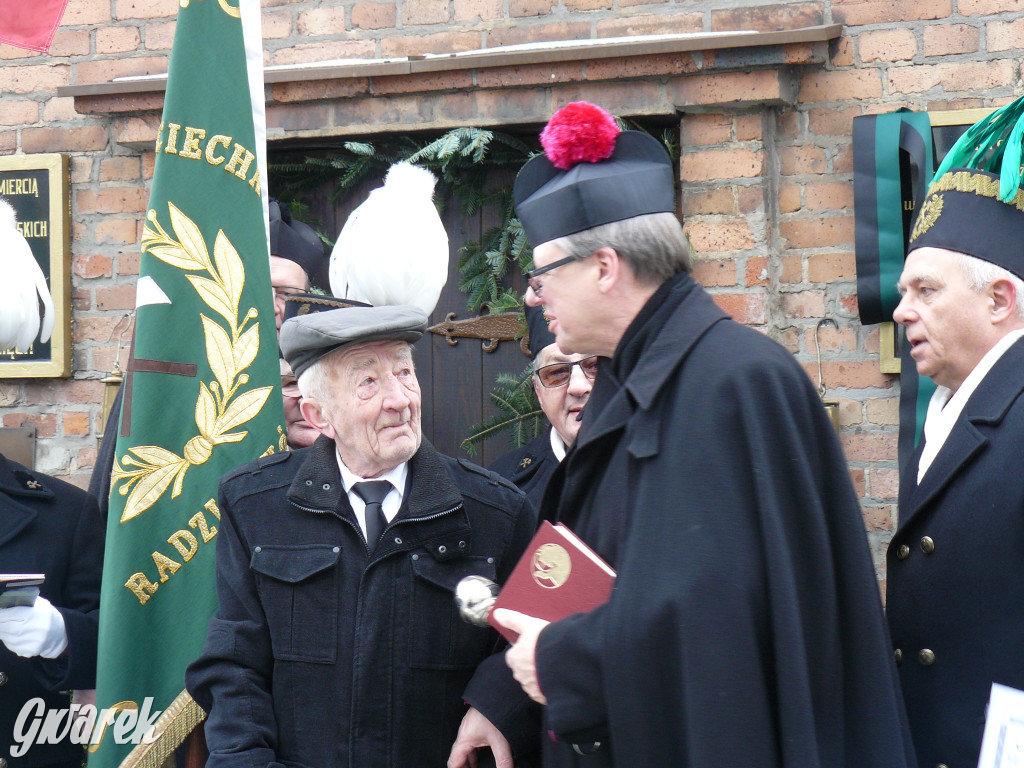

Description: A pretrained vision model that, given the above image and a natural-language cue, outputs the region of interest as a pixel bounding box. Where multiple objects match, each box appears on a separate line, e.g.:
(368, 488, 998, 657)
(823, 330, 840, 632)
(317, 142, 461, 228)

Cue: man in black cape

(493, 101, 916, 768)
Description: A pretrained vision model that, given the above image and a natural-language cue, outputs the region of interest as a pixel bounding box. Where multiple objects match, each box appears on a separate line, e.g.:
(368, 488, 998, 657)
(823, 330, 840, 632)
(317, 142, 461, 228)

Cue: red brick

(889, 59, 1015, 95)
(49, 30, 91, 57)
(800, 69, 881, 103)
(261, 11, 293, 38)
(22, 125, 107, 154)
(692, 259, 739, 287)
(738, 186, 764, 214)
(265, 103, 331, 132)
(832, 0, 951, 26)
(849, 467, 867, 496)
(867, 398, 900, 426)
(735, 114, 763, 142)
(745, 256, 769, 287)
(0, 384, 20, 406)
(987, 18, 1024, 53)
(118, 250, 142, 277)
(144, 20, 176, 50)
(76, 187, 149, 215)
(96, 284, 138, 311)
(816, 360, 894, 390)
(3, 413, 57, 438)
(94, 215, 138, 246)
(808, 106, 860, 137)
(352, 2, 397, 29)
(73, 254, 113, 279)
(595, 12, 703, 37)
(403, 0, 449, 24)
(808, 252, 857, 282)
(831, 34, 855, 67)
(834, 145, 855, 174)
(115, 0, 178, 19)
(682, 114, 733, 146)
(858, 28, 917, 62)
(548, 81, 664, 115)
(805, 182, 854, 211)
(97, 26, 142, 54)
(42, 96, 79, 122)
(778, 183, 802, 213)
(711, 292, 767, 325)
(586, 53, 701, 81)
(64, 412, 91, 437)
(274, 40, 376, 64)
(474, 62, 586, 90)
(779, 216, 854, 248)
(64, 2, 113, 24)
(0, 44, 36, 60)
(72, 287, 91, 312)
(681, 187, 736, 216)
(681, 148, 763, 182)
(510, 0, 556, 17)
(960, 0, 1024, 13)
(671, 70, 787, 107)
(782, 290, 826, 318)
(0, 63, 70, 94)
(99, 157, 141, 183)
(0, 99, 38, 126)
(869, 468, 900, 499)
(111, 115, 160, 146)
(271, 78, 371, 104)
(91, 345, 125, 374)
(565, 0, 610, 8)
(76, 56, 167, 85)
(685, 220, 756, 252)
(778, 145, 826, 175)
(862, 505, 894, 532)
(485, 23, 591, 48)
(455, 0, 503, 21)
(839, 431, 898, 462)
(921, 23, 978, 56)
(806, 325, 857, 353)
(711, 3, 824, 32)
(297, 7, 348, 35)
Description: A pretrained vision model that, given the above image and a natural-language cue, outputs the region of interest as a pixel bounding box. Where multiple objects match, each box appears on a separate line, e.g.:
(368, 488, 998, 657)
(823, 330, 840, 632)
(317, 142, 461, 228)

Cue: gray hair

(549, 212, 691, 286)
(956, 253, 1024, 320)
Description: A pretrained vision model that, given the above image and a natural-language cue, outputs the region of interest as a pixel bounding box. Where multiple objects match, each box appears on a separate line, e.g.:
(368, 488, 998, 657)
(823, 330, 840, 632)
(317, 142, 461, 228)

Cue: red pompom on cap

(540, 102, 620, 171)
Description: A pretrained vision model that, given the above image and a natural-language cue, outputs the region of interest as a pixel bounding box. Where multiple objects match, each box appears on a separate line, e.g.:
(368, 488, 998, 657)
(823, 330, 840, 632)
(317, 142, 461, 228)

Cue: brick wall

(2, 0, 1022, 581)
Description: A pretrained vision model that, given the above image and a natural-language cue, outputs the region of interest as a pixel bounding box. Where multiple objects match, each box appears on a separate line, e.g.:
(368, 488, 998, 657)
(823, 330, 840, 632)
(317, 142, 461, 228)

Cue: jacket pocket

(251, 544, 340, 664)
(409, 555, 496, 670)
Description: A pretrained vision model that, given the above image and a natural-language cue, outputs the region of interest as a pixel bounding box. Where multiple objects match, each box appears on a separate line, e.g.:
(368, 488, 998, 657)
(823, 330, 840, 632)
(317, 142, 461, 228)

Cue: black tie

(354, 481, 391, 550)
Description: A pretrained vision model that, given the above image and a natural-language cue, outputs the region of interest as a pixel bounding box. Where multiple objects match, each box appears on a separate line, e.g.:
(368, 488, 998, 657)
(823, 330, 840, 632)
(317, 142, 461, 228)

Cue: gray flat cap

(280, 305, 428, 378)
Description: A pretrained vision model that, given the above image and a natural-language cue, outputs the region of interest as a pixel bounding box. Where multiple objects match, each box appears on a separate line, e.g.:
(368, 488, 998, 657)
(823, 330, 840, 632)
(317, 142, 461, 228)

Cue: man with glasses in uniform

(490, 305, 594, 507)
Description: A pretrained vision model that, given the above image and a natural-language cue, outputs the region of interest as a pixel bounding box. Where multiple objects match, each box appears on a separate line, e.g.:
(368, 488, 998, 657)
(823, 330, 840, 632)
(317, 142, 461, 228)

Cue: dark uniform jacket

(887, 337, 1024, 768)
(186, 435, 537, 768)
(0, 454, 104, 768)
(488, 433, 559, 509)
(534, 272, 916, 768)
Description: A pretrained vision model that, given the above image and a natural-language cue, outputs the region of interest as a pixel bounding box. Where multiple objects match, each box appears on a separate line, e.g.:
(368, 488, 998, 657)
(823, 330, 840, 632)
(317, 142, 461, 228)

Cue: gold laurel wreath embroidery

(178, 0, 240, 18)
(111, 202, 273, 523)
(910, 193, 944, 241)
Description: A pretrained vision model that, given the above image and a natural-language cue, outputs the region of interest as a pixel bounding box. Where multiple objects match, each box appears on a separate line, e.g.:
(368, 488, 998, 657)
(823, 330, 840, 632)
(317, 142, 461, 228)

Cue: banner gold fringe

(117, 690, 206, 768)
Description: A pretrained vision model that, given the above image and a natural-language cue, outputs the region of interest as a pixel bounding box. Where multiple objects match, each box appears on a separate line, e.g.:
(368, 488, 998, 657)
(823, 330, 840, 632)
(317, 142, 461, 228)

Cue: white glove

(0, 596, 68, 658)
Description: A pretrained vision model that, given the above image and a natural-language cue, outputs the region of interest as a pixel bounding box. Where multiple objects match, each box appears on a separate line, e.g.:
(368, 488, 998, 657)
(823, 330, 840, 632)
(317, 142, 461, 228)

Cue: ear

(989, 278, 1018, 324)
(300, 398, 335, 440)
(592, 247, 622, 295)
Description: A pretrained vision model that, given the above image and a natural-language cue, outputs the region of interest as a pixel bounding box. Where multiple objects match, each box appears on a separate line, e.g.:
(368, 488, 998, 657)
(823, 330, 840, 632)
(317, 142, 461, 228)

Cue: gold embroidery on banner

(179, 0, 241, 17)
(911, 194, 944, 241)
(110, 203, 274, 523)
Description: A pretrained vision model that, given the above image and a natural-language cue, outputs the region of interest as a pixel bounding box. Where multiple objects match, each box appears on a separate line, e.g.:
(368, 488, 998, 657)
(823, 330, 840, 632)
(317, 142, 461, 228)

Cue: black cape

(534, 272, 916, 768)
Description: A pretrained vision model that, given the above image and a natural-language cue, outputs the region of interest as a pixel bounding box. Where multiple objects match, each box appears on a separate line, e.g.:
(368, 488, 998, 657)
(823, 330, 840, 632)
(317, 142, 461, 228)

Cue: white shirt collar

(917, 328, 1024, 484)
(549, 427, 568, 462)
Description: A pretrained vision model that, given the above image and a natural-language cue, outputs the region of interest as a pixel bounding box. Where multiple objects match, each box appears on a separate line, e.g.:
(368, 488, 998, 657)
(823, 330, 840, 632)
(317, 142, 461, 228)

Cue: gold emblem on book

(531, 543, 572, 589)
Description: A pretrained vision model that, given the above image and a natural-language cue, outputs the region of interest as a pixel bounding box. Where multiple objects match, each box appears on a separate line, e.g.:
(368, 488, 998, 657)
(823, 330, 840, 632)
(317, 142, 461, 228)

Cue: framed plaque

(0, 154, 71, 378)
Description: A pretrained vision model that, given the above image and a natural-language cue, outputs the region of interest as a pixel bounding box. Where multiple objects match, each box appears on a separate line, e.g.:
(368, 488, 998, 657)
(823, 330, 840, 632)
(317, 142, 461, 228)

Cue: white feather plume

(329, 161, 449, 315)
(0, 199, 55, 353)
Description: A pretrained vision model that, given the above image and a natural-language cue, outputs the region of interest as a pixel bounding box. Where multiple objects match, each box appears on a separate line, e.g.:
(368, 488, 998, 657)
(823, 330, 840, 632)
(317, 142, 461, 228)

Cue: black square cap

(514, 130, 675, 246)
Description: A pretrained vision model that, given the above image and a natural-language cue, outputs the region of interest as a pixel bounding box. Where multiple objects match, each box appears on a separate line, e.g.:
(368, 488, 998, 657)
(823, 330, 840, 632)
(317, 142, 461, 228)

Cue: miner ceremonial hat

(282, 292, 370, 323)
(269, 198, 328, 289)
(908, 93, 1024, 281)
(514, 102, 675, 246)
(280, 305, 428, 379)
(524, 303, 556, 360)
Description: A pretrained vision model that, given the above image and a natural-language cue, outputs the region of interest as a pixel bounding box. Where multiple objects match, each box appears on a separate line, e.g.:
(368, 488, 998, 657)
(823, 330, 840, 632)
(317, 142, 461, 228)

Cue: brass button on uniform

(919, 649, 936, 666)
(920, 536, 935, 554)
(896, 544, 910, 560)
(893, 649, 903, 665)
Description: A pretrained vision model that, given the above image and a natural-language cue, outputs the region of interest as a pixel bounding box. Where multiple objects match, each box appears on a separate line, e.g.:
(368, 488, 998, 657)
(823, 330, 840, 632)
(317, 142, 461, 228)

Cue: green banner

(91, 1, 284, 766)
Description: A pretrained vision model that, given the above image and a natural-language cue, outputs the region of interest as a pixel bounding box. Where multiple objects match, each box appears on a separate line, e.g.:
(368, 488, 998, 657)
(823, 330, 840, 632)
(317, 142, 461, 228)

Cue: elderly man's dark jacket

(533, 272, 916, 768)
(489, 432, 559, 509)
(888, 336, 1024, 768)
(0, 453, 104, 768)
(186, 435, 537, 768)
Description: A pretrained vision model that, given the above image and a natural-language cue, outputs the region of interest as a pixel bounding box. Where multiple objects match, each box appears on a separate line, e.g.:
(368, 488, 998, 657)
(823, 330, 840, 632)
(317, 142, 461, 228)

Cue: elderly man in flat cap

(490, 102, 915, 768)
(489, 305, 593, 507)
(886, 94, 1024, 768)
(186, 302, 539, 768)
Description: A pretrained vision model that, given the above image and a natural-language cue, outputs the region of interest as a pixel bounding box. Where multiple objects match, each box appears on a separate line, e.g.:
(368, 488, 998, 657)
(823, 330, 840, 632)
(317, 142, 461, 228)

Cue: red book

(489, 521, 615, 643)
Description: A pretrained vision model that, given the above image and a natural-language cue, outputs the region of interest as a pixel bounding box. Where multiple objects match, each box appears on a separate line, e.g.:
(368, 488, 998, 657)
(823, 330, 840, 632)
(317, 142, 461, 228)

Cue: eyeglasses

(281, 380, 301, 399)
(273, 285, 305, 301)
(525, 255, 581, 298)
(534, 356, 599, 388)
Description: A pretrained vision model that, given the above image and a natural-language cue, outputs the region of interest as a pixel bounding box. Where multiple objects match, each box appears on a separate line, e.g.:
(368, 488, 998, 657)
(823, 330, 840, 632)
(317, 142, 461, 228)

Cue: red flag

(0, 0, 68, 53)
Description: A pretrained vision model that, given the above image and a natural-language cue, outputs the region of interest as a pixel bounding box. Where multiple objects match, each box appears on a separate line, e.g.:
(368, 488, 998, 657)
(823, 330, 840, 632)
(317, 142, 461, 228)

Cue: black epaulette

(457, 458, 520, 493)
